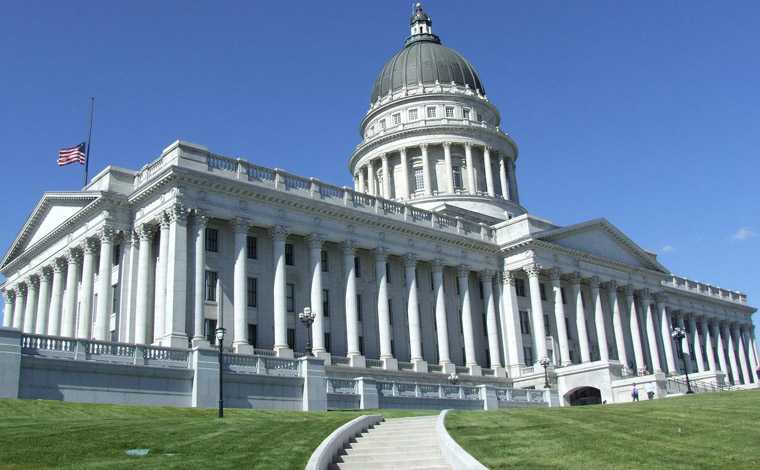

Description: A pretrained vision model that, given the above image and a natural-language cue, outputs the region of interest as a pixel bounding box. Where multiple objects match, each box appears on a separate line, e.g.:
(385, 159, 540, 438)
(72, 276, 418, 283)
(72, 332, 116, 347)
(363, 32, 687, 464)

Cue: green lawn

(446, 389, 760, 470)
(0, 399, 434, 470)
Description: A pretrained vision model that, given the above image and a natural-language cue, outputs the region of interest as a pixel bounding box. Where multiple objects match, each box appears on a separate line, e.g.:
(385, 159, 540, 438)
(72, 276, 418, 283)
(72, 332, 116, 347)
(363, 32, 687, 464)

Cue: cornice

(661, 283, 756, 315)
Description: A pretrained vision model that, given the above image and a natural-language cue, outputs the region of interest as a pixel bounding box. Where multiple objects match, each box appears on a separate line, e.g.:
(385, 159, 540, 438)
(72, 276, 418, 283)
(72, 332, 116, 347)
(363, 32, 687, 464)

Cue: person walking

(645, 382, 655, 400)
(631, 383, 639, 402)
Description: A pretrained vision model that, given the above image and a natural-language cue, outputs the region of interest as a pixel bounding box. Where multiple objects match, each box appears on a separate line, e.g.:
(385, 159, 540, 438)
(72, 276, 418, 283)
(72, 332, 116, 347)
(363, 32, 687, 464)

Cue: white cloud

(661, 245, 675, 253)
(731, 227, 756, 241)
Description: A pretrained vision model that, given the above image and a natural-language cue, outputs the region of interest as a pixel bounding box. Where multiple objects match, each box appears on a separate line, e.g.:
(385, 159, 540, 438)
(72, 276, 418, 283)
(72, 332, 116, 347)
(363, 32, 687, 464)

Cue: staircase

(329, 415, 451, 470)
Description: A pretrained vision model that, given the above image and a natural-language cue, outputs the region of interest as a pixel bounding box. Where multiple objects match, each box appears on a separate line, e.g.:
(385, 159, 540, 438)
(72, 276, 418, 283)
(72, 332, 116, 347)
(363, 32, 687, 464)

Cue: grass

(0, 399, 435, 470)
(446, 389, 760, 470)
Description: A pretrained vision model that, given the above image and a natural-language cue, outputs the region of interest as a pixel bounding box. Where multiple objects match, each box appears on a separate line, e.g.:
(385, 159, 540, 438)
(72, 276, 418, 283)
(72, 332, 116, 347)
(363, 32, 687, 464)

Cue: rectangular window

(445, 106, 455, 118)
(286, 283, 295, 312)
(324, 333, 331, 353)
(113, 245, 120, 266)
(392, 113, 401, 126)
(413, 168, 424, 191)
(357, 294, 363, 321)
(287, 328, 295, 349)
(247, 277, 258, 307)
(247, 236, 258, 259)
(285, 243, 294, 266)
(524, 347, 534, 366)
(463, 108, 471, 120)
(561, 287, 567, 305)
(380, 118, 386, 130)
(205, 228, 219, 252)
(248, 324, 258, 347)
(515, 278, 526, 297)
(426, 107, 437, 118)
(519, 310, 531, 334)
(204, 319, 218, 345)
(112, 285, 118, 314)
(452, 165, 463, 188)
(540, 283, 547, 301)
(408, 108, 418, 121)
(476, 112, 482, 121)
(205, 270, 218, 301)
(354, 256, 361, 278)
(322, 289, 330, 317)
(321, 250, 329, 272)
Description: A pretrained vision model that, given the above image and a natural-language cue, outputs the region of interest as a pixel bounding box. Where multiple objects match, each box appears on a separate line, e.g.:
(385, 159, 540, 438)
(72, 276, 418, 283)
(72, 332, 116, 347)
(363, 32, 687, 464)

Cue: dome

(369, 39, 486, 104)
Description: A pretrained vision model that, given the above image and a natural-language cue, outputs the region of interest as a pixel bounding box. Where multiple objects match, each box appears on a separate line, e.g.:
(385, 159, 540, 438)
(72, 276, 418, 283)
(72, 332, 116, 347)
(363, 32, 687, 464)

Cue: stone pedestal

(0, 328, 21, 399)
(300, 356, 327, 411)
(382, 357, 398, 371)
(275, 347, 294, 358)
(234, 343, 254, 355)
(442, 362, 457, 375)
(468, 364, 482, 376)
(479, 384, 498, 410)
(356, 376, 379, 409)
(349, 354, 366, 369)
(413, 359, 428, 373)
(191, 347, 220, 408)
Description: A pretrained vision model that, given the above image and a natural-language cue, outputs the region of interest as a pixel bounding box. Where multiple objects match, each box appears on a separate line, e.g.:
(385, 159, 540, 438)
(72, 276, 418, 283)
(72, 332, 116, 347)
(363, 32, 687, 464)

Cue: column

(269, 225, 291, 354)
(134, 224, 156, 344)
(457, 264, 477, 367)
(549, 269, 571, 366)
(153, 213, 170, 342)
(688, 313, 705, 372)
(307, 233, 326, 354)
(507, 158, 520, 204)
(570, 273, 590, 363)
(47, 259, 66, 336)
(366, 160, 375, 196)
(35, 268, 52, 335)
(624, 285, 645, 370)
(380, 154, 390, 198)
(748, 326, 759, 377)
(94, 226, 115, 340)
(231, 218, 252, 351)
(23, 276, 39, 333)
(483, 146, 495, 197)
(342, 241, 360, 357)
(403, 254, 423, 363)
(655, 293, 677, 373)
(374, 247, 392, 359)
(62, 248, 82, 338)
(639, 290, 661, 372)
(358, 168, 366, 194)
(12, 284, 26, 330)
(676, 313, 693, 374)
(121, 231, 139, 343)
(163, 205, 189, 347)
(464, 142, 476, 194)
(588, 277, 609, 362)
(524, 264, 547, 362)
(501, 272, 525, 371)
(606, 281, 628, 367)
(443, 142, 454, 194)
(734, 323, 751, 384)
(431, 259, 451, 365)
(192, 211, 209, 345)
(399, 147, 410, 199)
(722, 321, 740, 384)
(701, 316, 717, 372)
(421, 143, 432, 196)
(711, 319, 728, 375)
(498, 155, 509, 199)
(2, 290, 14, 328)
(480, 270, 501, 368)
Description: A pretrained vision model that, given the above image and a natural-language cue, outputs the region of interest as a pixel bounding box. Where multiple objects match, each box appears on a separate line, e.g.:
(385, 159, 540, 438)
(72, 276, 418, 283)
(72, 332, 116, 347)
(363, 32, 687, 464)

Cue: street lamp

(299, 307, 316, 356)
(448, 373, 459, 385)
(215, 327, 226, 418)
(539, 356, 551, 389)
(671, 327, 694, 394)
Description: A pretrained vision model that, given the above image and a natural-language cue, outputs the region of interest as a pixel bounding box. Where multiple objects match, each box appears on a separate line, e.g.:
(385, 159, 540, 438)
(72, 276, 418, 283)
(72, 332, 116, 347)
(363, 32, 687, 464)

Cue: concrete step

(356, 430, 437, 440)
(338, 450, 443, 463)
(328, 458, 449, 470)
(351, 436, 438, 447)
(341, 443, 440, 455)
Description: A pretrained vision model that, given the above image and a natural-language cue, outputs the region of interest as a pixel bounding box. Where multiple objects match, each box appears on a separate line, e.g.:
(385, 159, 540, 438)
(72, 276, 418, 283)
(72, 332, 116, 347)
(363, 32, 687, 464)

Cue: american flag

(58, 142, 86, 166)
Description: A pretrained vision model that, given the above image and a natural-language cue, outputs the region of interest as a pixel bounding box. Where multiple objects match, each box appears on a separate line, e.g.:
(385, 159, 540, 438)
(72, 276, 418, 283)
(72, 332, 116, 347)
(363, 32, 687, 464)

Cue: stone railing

(398, 361, 415, 371)
(365, 359, 384, 369)
(326, 378, 358, 395)
(495, 388, 546, 403)
(330, 355, 350, 366)
(664, 275, 748, 305)
(223, 352, 300, 377)
(376, 380, 481, 400)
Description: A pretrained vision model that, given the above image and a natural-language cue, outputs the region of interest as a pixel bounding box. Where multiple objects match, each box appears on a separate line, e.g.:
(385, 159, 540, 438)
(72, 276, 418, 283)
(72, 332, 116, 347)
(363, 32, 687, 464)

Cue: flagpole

(84, 97, 95, 187)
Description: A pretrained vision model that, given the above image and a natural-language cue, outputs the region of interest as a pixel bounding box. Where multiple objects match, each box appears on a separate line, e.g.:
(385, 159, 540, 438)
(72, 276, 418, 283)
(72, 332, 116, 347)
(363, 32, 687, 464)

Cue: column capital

(442, 141, 451, 150)
(268, 225, 290, 242)
(82, 238, 99, 255)
(456, 264, 471, 279)
(136, 224, 157, 242)
(587, 276, 601, 289)
(653, 291, 668, 305)
(740, 323, 750, 332)
(729, 321, 740, 331)
(158, 210, 171, 229)
(380, 153, 388, 162)
(622, 284, 636, 297)
(98, 225, 117, 243)
(27, 274, 40, 290)
(568, 272, 583, 285)
(502, 270, 516, 285)
(123, 229, 139, 247)
(399, 146, 407, 157)
(53, 257, 67, 273)
(66, 247, 83, 264)
(695, 313, 707, 323)
(635, 288, 650, 301)
(373, 247, 389, 263)
(719, 319, 730, 329)
(168, 204, 189, 225)
(15, 283, 27, 297)
(420, 143, 429, 151)
(548, 267, 562, 282)
(402, 253, 418, 268)
(341, 240, 357, 256)
(602, 280, 618, 291)
(484, 145, 491, 152)
(707, 317, 720, 327)
(39, 266, 53, 282)
(430, 258, 445, 274)
(478, 269, 495, 283)
(3, 289, 15, 302)
(230, 217, 253, 234)
(192, 208, 210, 227)
(683, 311, 694, 322)
(522, 263, 542, 278)
(306, 233, 326, 249)
(464, 141, 473, 150)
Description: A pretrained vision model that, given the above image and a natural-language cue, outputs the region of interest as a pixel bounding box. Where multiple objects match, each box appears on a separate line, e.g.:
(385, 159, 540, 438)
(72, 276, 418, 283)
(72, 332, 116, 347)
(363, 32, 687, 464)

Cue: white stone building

(0, 5, 757, 407)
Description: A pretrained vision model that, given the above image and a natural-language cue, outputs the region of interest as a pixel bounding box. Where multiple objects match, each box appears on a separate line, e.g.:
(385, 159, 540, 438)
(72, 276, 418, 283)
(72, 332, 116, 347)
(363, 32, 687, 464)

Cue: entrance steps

(329, 415, 450, 470)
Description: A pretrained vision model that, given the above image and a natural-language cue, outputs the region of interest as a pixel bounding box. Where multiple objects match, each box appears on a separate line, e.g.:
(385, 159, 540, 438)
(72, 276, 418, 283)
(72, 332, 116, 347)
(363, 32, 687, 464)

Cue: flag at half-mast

(58, 142, 86, 166)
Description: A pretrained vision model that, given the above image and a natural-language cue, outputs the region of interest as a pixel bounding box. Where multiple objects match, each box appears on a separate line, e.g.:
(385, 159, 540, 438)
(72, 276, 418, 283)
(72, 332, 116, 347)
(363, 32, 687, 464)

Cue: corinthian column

(153, 213, 170, 343)
(192, 211, 209, 345)
(654, 293, 677, 373)
(358, 168, 366, 193)
(689, 313, 705, 372)
(507, 158, 520, 204)
(638, 289, 661, 373)
(701, 316, 717, 372)
(35, 268, 53, 335)
(342, 241, 360, 357)
(605, 281, 628, 367)
(735, 324, 751, 385)
(269, 225, 291, 355)
(588, 277, 609, 362)
(711, 319, 728, 375)
(549, 269, 570, 366)
(483, 146, 495, 197)
(367, 160, 375, 196)
(94, 226, 116, 340)
(457, 264, 477, 367)
(47, 259, 67, 336)
(232, 218, 253, 352)
(24, 275, 39, 333)
(524, 264, 547, 362)
(431, 259, 451, 366)
(2, 290, 14, 328)
(443, 142, 454, 194)
(374, 247, 392, 359)
(464, 142, 476, 194)
(421, 143, 432, 196)
(403, 254, 423, 363)
(380, 154, 391, 198)
(498, 155, 509, 198)
(163, 205, 189, 348)
(501, 271, 525, 372)
(134, 224, 156, 344)
(306, 233, 326, 354)
(62, 249, 82, 338)
(480, 270, 502, 369)
(723, 321, 741, 384)
(570, 273, 590, 363)
(12, 284, 26, 330)
(624, 285, 645, 370)
(676, 312, 693, 374)
(399, 147, 410, 199)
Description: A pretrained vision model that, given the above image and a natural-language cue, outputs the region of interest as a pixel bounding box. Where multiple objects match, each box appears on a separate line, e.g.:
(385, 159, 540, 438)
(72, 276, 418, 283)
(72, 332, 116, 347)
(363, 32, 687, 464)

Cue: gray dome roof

(370, 38, 485, 104)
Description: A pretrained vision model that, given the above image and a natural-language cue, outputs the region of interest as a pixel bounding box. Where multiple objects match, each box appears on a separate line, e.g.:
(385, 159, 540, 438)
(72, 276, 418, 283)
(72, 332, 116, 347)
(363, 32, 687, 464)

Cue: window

(386, 262, 391, 283)
(286, 283, 295, 312)
(357, 294, 363, 321)
(408, 108, 418, 121)
(322, 289, 330, 317)
(113, 245, 120, 266)
(561, 287, 567, 305)
(515, 278, 526, 297)
(285, 243, 294, 266)
(426, 107, 436, 118)
(445, 106, 454, 118)
(452, 165, 463, 188)
(463, 108, 471, 120)
(524, 347, 533, 366)
(544, 314, 550, 333)
(392, 113, 401, 125)
(247, 277, 258, 307)
(112, 285, 118, 314)
(321, 250, 329, 272)
(205, 228, 219, 252)
(354, 256, 361, 278)
(324, 333, 331, 353)
(204, 319, 218, 345)
(247, 236, 258, 259)
(519, 310, 531, 334)
(287, 328, 295, 349)
(540, 283, 547, 301)
(413, 168, 424, 191)
(248, 324, 258, 347)
(380, 118, 386, 130)
(205, 270, 218, 301)
(476, 112, 482, 121)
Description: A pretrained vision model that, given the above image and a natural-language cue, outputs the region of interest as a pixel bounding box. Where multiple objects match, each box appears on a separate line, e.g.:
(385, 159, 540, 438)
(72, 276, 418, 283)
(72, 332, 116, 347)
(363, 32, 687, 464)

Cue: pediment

(535, 218, 667, 273)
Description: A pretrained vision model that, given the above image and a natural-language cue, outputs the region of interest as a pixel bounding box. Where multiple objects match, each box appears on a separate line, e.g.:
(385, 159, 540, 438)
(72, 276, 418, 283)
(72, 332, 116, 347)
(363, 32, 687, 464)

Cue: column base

(492, 366, 507, 378)
(507, 364, 525, 378)
(275, 346, 294, 358)
(441, 362, 457, 375)
(162, 333, 189, 349)
(468, 364, 482, 376)
(382, 357, 398, 371)
(191, 337, 211, 349)
(349, 354, 366, 369)
(233, 343, 254, 355)
(412, 359, 428, 373)
(315, 351, 331, 365)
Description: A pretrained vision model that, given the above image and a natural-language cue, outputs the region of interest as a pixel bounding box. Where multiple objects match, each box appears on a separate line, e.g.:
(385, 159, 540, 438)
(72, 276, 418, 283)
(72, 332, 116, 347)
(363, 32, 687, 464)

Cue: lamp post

(671, 327, 694, 394)
(215, 327, 226, 418)
(299, 307, 316, 356)
(448, 373, 459, 385)
(539, 356, 551, 389)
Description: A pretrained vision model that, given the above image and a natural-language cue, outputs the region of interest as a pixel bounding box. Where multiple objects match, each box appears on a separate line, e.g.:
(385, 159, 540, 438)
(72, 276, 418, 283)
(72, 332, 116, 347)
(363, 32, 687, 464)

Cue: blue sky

(1, 0, 758, 328)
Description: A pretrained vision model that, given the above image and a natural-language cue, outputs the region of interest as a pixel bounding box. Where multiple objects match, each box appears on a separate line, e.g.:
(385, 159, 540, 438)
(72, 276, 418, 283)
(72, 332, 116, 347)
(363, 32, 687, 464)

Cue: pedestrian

(645, 382, 655, 400)
(631, 383, 639, 402)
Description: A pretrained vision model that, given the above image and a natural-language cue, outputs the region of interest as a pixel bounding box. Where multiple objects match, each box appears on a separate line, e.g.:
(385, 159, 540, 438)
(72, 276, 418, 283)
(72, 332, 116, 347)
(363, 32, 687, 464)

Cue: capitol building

(0, 5, 757, 409)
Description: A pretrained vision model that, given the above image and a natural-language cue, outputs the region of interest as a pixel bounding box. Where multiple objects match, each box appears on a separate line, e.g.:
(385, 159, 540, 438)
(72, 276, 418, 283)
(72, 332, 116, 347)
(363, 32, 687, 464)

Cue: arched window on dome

(452, 165, 463, 189)
(413, 168, 424, 192)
